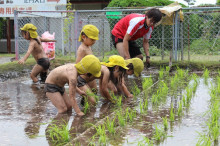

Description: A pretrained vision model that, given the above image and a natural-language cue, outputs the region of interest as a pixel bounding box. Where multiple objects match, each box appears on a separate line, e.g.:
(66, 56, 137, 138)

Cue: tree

(183, 0, 196, 6)
(107, 0, 174, 8)
(217, 0, 220, 5)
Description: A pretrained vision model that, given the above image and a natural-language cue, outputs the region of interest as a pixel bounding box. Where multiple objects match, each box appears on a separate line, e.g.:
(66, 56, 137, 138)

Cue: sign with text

(0, 0, 66, 17)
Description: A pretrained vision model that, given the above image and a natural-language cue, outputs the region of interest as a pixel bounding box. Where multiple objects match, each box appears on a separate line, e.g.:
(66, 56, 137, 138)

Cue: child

(77, 55, 129, 103)
(76, 24, 99, 63)
(44, 55, 101, 116)
(76, 24, 99, 94)
(121, 58, 144, 98)
(18, 23, 56, 83)
(125, 58, 144, 77)
(100, 55, 129, 101)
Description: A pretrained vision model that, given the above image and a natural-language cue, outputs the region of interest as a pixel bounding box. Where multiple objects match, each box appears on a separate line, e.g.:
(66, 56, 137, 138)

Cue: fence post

(174, 10, 178, 61)
(180, 21, 183, 61)
(14, 10, 19, 60)
(61, 13, 64, 55)
(74, 11, 78, 59)
(162, 25, 164, 60)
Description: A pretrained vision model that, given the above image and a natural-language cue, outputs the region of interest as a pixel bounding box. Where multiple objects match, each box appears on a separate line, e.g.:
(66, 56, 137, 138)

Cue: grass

(125, 107, 136, 123)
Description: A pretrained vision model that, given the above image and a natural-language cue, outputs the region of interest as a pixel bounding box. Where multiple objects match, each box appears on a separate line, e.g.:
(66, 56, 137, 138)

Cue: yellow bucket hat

(75, 55, 101, 78)
(125, 58, 144, 77)
(101, 55, 128, 70)
(78, 24, 99, 41)
(20, 23, 38, 38)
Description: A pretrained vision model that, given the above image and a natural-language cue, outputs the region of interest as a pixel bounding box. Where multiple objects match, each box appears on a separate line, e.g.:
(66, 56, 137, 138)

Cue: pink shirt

(112, 13, 153, 41)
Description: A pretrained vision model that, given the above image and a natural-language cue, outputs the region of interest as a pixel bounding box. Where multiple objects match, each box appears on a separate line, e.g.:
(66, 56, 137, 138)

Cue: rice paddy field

(0, 65, 219, 146)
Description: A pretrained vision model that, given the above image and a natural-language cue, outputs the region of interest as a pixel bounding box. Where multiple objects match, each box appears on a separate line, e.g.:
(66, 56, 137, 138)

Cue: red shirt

(112, 13, 154, 41)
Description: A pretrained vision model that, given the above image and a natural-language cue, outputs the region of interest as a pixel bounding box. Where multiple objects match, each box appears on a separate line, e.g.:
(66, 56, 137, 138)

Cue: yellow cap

(101, 55, 128, 70)
(125, 58, 144, 77)
(75, 55, 101, 77)
(78, 24, 99, 41)
(20, 23, 38, 38)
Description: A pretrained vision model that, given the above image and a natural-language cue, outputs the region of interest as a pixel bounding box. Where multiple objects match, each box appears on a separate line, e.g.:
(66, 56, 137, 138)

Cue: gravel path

(0, 57, 14, 64)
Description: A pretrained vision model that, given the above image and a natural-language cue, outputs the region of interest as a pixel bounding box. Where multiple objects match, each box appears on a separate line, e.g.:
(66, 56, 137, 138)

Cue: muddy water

(0, 71, 215, 146)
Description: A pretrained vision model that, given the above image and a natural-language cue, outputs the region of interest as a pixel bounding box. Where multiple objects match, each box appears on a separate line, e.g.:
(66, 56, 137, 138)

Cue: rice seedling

(142, 76, 153, 90)
(159, 81, 169, 97)
(93, 124, 107, 145)
(46, 121, 70, 145)
(131, 82, 141, 97)
(170, 74, 179, 90)
(152, 124, 167, 142)
(203, 68, 210, 84)
(116, 110, 126, 127)
(196, 133, 212, 146)
(177, 67, 185, 79)
(162, 117, 168, 131)
(159, 67, 164, 79)
(170, 103, 175, 122)
(139, 100, 144, 114)
(182, 95, 186, 107)
(185, 86, 193, 106)
(151, 94, 159, 105)
(83, 97, 90, 114)
(177, 101, 183, 117)
(105, 116, 116, 135)
(125, 107, 136, 123)
(116, 95, 123, 107)
(137, 136, 153, 146)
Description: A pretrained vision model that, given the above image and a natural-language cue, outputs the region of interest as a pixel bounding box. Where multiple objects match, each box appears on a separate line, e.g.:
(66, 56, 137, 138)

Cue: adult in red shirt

(111, 8, 162, 67)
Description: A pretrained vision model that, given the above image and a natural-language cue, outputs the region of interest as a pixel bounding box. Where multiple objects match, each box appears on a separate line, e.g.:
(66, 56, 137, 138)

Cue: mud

(0, 69, 217, 146)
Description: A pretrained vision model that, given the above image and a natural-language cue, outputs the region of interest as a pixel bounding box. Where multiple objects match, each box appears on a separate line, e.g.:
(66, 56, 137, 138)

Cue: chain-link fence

(14, 7, 220, 62)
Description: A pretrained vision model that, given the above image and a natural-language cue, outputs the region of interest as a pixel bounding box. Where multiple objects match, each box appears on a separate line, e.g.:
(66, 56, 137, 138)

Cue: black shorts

(44, 83, 65, 95)
(111, 34, 142, 58)
(37, 58, 50, 70)
(77, 76, 87, 87)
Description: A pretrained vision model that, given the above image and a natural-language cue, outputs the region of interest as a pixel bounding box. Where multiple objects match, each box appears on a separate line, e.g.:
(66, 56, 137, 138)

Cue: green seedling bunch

(170, 74, 179, 90)
(93, 124, 107, 145)
(116, 110, 126, 127)
(177, 101, 183, 117)
(125, 107, 136, 123)
(185, 86, 193, 106)
(203, 68, 210, 84)
(182, 95, 186, 107)
(86, 89, 100, 103)
(142, 76, 153, 90)
(83, 97, 90, 114)
(196, 133, 212, 146)
(116, 95, 123, 107)
(176, 67, 185, 79)
(164, 66, 170, 76)
(131, 82, 141, 97)
(152, 124, 167, 142)
(137, 136, 153, 146)
(159, 67, 164, 79)
(151, 93, 159, 105)
(105, 116, 116, 135)
(197, 75, 220, 145)
(170, 103, 175, 122)
(190, 73, 199, 93)
(46, 121, 70, 146)
(162, 117, 168, 131)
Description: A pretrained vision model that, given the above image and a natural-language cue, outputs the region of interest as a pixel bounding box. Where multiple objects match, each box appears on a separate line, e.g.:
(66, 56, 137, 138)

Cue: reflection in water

(24, 84, 48, 138)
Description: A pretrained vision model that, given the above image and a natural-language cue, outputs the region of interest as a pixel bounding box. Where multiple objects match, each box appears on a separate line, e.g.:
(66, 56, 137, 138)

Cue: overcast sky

(171, 0, 217, 6)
